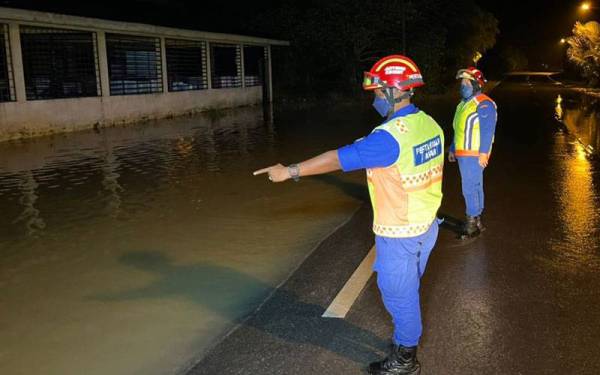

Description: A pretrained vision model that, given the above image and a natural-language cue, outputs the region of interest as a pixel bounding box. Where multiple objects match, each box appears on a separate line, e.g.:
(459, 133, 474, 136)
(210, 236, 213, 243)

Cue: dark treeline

(5, 0, 499, 96)
(244, 0, 499, 96)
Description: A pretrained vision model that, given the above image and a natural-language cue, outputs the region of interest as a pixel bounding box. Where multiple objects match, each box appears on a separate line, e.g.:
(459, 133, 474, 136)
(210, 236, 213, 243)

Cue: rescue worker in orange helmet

(254, 55, 444, 375)
(448, 67, 498, 238)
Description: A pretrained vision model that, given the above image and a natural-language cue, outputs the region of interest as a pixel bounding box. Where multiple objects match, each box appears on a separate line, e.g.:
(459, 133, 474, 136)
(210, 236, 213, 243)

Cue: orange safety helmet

(456, 67, 486, 88)
(363, 55, 425, 92)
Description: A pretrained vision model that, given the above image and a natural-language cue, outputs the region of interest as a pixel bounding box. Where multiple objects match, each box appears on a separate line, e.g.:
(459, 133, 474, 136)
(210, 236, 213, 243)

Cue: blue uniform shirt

(337, 104, 420, 171)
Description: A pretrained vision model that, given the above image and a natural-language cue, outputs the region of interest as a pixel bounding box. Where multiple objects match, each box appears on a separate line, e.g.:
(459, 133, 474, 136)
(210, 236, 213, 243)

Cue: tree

(445, 5, 499, 68)
(567, 21, 600, 87)
(502, 45, 529, 71)
(250, 0, 499, 96)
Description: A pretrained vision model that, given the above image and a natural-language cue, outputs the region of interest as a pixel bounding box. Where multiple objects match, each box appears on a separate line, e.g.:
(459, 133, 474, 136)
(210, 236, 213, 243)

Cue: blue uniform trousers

(374, 220, 439, 347)
(457, 156, 484, 217)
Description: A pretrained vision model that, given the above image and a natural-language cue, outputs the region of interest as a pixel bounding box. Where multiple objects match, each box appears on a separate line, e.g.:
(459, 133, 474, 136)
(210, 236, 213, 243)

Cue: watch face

(289, 164, 300, 181)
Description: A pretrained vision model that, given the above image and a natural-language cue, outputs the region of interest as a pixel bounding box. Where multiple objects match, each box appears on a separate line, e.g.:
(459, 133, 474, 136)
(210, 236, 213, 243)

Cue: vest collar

(388, 104, 419, 121)
(462, 91, 483, 104)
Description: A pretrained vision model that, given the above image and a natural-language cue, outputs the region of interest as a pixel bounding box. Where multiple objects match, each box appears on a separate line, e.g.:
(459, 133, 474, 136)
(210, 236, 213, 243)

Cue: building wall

(0, 86, 262, 141)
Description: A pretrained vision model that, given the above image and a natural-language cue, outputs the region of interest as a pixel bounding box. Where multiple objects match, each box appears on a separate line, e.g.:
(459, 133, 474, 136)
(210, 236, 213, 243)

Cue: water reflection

(263, 102, 277, 149)
(0, 106, 276, 235)
(175, 136, 195, 158)
(453, 239, 494, 360)
(197, 120, 219, 172)
(12, 170, 45, 235)
(555, 138, 596, 239)
(97, 251, 388, 368)
(554, 94, 563, 121)
(93, 251, 272, 313)
(549, 92, 600, 271)
(558, 92, 600, 154)
(100, 136, 123, 218)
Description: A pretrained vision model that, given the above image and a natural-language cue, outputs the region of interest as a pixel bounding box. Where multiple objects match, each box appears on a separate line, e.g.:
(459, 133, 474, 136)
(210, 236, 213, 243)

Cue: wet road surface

(188, 86, 600, 374)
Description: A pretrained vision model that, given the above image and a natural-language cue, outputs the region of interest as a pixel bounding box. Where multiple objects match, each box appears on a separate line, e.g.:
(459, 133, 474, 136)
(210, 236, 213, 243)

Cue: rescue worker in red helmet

(448, 67, 498, 238)
(254, 55, 444, 375)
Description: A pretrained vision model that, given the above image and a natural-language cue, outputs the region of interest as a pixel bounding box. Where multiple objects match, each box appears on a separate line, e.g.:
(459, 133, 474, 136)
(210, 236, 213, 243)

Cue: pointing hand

(253, 164, 290, 183)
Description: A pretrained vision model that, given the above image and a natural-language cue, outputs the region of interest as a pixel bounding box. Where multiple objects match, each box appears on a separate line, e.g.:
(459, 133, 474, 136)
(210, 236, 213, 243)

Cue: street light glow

(560, 38, 566, 44)
(581, 2, 592, 11)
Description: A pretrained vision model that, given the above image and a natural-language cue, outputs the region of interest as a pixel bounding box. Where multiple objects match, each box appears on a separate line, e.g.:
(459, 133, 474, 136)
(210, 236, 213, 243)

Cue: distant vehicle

(500, 71, 563, 87)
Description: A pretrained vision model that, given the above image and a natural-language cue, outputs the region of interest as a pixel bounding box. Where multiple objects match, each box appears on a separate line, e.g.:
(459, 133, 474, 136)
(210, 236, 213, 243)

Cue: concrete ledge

(0, 86, 262, 142)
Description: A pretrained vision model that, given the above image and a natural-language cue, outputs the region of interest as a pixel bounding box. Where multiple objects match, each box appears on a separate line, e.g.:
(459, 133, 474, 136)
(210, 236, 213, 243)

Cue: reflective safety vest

(452, 94, 496, 157)
(367, 111, 444, 238)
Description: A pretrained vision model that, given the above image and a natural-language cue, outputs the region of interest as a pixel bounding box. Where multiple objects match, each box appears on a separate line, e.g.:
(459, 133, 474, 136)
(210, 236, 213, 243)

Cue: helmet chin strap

(397, 89, 414, 101)
(383, 87, 414, 116)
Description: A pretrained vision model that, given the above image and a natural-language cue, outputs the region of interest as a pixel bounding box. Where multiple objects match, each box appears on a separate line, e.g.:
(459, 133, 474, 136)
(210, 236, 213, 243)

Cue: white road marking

(322, 246, 376, 319)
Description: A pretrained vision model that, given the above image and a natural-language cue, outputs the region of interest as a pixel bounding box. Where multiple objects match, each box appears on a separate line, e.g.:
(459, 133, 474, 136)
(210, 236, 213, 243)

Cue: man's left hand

(253, 163, 290, 182)
(479, 153, 490, 168)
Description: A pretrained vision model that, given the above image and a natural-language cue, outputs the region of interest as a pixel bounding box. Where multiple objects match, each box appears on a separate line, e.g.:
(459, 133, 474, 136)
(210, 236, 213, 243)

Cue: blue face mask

(460, 83, 474, 100)
(373, 96, 391, 117)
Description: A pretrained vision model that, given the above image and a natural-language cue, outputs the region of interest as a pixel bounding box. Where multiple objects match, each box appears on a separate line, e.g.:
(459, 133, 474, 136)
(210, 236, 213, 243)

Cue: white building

(0, 7, 288, 141)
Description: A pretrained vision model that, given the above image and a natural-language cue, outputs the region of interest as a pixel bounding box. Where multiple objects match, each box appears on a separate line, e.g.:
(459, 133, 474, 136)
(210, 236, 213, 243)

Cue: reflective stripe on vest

(452, 94, 496, 157)
(366, 111, 444, 238)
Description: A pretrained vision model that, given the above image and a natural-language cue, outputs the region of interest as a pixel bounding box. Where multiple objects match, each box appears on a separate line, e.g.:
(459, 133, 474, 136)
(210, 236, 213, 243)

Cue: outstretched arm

(253, 150, 341, 183)
(254, 130, 400, 183)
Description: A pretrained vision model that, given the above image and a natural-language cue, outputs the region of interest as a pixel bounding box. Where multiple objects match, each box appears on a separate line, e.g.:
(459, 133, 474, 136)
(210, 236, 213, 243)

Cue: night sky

(2, 0, 599, 70)
(480, 0, 599, 68)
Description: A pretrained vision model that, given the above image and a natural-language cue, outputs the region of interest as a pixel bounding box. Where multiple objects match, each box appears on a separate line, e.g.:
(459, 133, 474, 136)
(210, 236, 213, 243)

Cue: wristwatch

(288, 164, 300, 182)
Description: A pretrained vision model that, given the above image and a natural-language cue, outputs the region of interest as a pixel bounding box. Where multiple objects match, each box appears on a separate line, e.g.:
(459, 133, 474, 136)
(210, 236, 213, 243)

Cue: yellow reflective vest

(367, 111, 444, 238)
(452, 94, 496, 157)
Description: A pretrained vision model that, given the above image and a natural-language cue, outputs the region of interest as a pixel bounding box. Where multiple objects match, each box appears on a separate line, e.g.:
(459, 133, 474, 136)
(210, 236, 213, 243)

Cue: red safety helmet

(363, 55, 425, 92)
(456, 67, 486, 88)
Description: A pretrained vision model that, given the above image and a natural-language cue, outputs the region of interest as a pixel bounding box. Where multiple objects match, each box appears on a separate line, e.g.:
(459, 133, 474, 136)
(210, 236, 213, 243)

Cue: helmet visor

(363, 72, 383, 90)
(456, 69, 475, 80)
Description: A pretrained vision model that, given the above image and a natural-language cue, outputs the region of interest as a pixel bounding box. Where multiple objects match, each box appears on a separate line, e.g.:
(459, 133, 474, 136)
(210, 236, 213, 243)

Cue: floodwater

(0, 103, 375, 375)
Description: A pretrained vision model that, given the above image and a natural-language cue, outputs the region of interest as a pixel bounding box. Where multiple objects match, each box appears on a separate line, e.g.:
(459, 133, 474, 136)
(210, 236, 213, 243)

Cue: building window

(210, 43, 241, 89)
(106, 33, 163, 95)
(243, 45, 265, 87)
(165, 38, 207, 92)
(20, 26, 100, 100)
(0, 24, 14, 102)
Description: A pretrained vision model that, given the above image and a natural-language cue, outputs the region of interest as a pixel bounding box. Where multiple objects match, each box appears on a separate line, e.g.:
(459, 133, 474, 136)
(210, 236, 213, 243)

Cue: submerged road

(187, 85, 600, 374)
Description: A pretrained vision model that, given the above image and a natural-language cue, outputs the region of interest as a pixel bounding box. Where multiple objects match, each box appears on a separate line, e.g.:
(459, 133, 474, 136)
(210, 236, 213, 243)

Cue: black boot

(368, 345, 421, 375)
(475, 215, 486, 232)
(460, 215, 481, 239)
